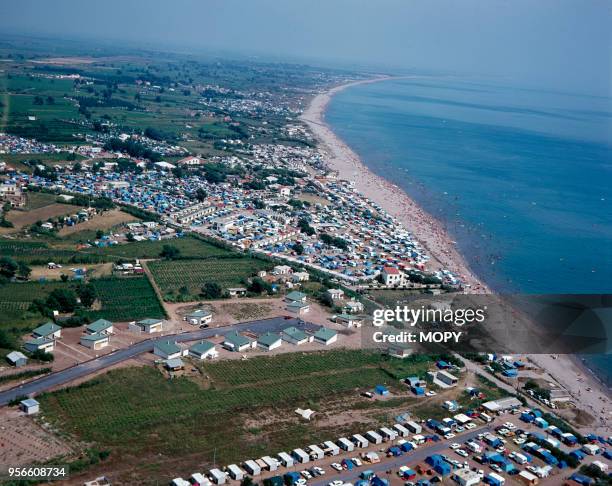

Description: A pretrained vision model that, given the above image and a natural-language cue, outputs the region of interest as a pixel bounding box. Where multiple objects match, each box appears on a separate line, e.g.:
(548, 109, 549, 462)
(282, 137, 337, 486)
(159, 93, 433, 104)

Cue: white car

(450, 443, 461, 450)
(351, 458, 363, 467)
(301, 471, 313, 480)
(314, 467, 325, 476)
(466, 423, 476, 429)
(328, 481, 343, 486)
(426, 390, 437, 396)
(490, 464, 502, 473)
(513, 437, 526, 445)
(456, 449, 469, 458)
(331, 463, 343, 472)
(444, 433, 456, 439)
(456, 426, 465, 433)
(527, 466, 538, 474)
(296, 480, 307, 486)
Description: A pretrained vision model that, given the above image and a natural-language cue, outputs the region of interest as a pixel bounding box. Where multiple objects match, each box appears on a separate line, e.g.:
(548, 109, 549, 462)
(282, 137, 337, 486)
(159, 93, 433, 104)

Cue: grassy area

(38, 350, 435, 481)
(0, 234, 232, 265)
(148, 256, 271, 297)
(84, 235, 231, 260)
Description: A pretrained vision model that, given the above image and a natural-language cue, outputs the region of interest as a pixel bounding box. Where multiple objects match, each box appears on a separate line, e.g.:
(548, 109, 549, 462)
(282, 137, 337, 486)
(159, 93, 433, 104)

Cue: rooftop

(189, 340, 215, 354)
(86, 318, 113, 333)
(154, 340, 182, 355)
(313, 327, 337, 342)
(32, 322, 61, 337)
(258, 332, 281, 347)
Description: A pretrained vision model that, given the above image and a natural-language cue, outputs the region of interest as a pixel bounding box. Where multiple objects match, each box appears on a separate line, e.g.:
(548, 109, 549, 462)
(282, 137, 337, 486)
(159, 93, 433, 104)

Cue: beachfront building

(381, 266, 403, 286)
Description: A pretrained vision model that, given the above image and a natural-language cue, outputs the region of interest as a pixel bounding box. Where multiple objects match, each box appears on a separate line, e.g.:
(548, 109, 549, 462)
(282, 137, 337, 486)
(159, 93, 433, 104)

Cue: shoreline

(300, 77, 610, 434)
(300, 76, 490, 294)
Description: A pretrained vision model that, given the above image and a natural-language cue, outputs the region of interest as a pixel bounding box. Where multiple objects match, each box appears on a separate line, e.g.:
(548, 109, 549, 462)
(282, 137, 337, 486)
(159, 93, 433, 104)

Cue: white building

(381, 266, 403, 286)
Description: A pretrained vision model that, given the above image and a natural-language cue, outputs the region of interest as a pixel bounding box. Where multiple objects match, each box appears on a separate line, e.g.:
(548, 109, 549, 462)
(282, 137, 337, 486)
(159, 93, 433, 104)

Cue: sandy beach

(300, 78, 610, 434)
(300, 77, 489, 293)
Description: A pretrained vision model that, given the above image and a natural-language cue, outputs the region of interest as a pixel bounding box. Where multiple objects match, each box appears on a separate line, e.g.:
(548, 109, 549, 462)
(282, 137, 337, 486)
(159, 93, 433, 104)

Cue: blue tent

(569, 473, 594, 485)
(375, 385, 389, 395)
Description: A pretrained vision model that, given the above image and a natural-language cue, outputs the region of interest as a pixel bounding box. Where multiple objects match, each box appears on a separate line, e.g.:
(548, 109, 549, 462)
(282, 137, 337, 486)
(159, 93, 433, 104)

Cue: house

(177, 156, 203, 166)
(130, 318, 163, 333)
(334, 314, 363, 328)
(344, 299, 364, 313)
(277, 452, 294, 467)
(20, 398, 40, 415)
(24, 337, 54, 353)
(326, 288, 344, 300)
(6, 351, 27, 367)
(381, 266, 403, 286)
(80, 333, 110, 350)
(281, 326, 313, 345)
(184, 309, 213, 326)
(312, 327, 338, 345)
(291, 271, 310, 283)
(273, 265, 293, 275)
(257, 332, 282, 351)
(286, 301, 310, 315)
(86, 319, 114, 335)
(285, 291, 307, 303)
(32, 322, 62, 340)
(153, 341, 186, 360)
(223, 332, 256, 352)
(154, 161, 176, 170)
(209, 468, 227, 485)
(189, 341, 218, 360)
(227, 287, 247, 297)
(406, 421, 422, 434)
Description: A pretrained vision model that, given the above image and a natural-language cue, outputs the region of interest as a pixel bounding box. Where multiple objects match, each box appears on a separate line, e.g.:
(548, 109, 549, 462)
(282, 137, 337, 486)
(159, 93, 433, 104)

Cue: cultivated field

(148, 256, 272, 296)
(85, 276, 166, 322)
(38, 350, 437, 483)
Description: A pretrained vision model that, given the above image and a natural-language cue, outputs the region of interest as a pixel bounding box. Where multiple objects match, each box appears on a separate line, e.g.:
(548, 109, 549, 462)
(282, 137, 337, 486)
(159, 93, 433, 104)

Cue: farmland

(148, 256, 272, 298)
(38, 350, 436, 483)
(84, 235, 233, 260)
(85, 276, 166, 322)
(0, 234, 233, 264)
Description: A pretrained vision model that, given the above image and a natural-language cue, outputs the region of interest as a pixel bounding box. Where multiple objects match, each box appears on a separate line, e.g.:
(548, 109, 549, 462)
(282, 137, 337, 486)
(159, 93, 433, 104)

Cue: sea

(325, 77, 612, 386)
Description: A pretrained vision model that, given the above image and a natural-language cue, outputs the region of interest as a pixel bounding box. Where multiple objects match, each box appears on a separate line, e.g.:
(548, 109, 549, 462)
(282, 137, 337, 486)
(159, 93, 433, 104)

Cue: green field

(148, 256, 271, 297)
(84, 235, 232, 260)
(84, 276, 166, 322)
(39, 350, 434, 481)
(0, 234, 232, 265)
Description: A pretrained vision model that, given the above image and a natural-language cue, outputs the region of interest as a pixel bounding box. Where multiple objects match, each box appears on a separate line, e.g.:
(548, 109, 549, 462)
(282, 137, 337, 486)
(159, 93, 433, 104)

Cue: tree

(96, 229, 105, 239)
(248, 277, 272, 295)
(160, 244, 180, 260)
(201, 282, 223, 299)
(46, 96, 55, 105)
(293, 243, 304, 255)
(46, 288, 78, 313)
(0, 257, 18, 279)
(126, 232, 136, 242)
(33, 95, 44, 105)
(241, 477, 254, 486)
(17, 261, 31, 280)
(195, 188, 208, 202)
(77, 283, 97, 308)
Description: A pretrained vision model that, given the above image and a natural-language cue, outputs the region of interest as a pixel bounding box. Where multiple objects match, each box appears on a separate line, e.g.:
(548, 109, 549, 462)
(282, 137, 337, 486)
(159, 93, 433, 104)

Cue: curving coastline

(300, 77, 490, 294)
(300, 78, 611, 434)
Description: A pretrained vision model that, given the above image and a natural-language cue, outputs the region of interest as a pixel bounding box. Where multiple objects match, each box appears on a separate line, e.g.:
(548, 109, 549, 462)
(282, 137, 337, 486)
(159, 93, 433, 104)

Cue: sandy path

(300, 78, 489, 293)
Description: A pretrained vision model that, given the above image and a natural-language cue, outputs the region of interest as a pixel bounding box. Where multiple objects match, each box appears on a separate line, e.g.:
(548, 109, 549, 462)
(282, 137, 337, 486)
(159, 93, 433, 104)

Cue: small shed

(209, 468, 227, 485)
(243, 460, 261, 476)
(20, 398, 39, 415)
(6, 351, 27, 367)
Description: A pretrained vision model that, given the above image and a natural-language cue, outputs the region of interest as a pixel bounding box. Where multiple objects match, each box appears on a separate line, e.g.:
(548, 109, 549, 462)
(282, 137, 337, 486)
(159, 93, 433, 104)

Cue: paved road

(310, 426, 491, 486)
(0, 317, 318, 406)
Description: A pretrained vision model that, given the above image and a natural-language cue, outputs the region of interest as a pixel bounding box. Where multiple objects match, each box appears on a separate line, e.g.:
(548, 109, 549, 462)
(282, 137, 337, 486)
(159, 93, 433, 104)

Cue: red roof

(383, 266, 400, 274)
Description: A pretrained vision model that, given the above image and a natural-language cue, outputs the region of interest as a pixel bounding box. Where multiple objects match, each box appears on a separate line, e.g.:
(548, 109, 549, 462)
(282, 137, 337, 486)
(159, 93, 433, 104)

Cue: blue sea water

(325, 77, 612, 384)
